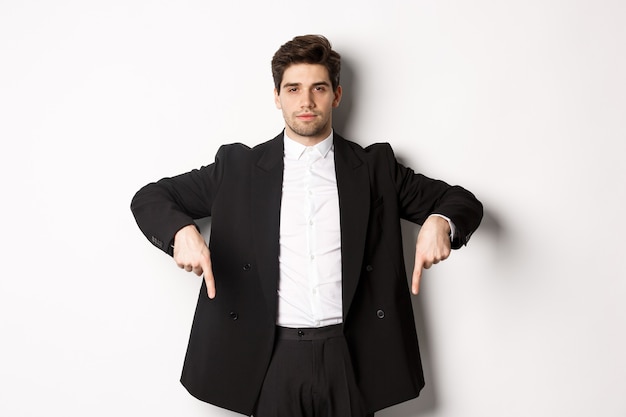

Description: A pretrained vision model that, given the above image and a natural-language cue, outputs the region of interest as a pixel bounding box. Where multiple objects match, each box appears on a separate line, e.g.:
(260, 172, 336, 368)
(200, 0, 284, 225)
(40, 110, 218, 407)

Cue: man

(131, 35, 483, 417)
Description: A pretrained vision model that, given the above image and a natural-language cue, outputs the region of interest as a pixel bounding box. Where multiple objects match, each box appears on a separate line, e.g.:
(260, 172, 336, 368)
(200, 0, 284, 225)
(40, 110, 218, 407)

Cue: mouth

(296, 113, 317, 121)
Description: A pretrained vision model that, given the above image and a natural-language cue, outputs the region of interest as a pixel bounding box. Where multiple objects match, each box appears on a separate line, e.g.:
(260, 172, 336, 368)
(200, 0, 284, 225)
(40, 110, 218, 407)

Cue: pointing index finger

(202, 257, 216, 299)
(412, 256, 424, 295)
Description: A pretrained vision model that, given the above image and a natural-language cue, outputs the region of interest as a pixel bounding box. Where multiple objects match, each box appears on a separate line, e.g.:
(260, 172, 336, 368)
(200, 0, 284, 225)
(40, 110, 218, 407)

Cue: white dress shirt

(277, 132, 343, 328)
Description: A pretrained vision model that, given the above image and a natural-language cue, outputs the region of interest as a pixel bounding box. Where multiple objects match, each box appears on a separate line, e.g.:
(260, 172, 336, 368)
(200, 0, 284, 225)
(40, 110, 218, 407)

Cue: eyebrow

(282, 81, 331, 88)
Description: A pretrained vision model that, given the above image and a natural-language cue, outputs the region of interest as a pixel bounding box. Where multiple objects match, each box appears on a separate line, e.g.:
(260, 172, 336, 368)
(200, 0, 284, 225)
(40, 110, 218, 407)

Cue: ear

(332, 85, 342, 108)
(274, 88, 282, 109)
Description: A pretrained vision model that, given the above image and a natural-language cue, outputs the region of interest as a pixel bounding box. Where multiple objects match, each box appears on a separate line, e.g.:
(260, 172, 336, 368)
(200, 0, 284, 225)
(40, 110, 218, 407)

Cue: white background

(1, 1, 625, 416)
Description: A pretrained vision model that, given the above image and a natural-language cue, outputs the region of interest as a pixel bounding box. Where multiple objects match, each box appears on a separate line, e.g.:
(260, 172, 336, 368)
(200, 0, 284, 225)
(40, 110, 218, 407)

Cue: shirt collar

(283, 130, 334, 160)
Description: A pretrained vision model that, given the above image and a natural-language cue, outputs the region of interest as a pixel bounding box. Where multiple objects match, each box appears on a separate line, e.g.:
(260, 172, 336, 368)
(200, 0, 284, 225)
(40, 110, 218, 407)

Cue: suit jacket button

(229, 311, 238, 320)
(376, 309, 385, 319)
(243, 263, 251, 271)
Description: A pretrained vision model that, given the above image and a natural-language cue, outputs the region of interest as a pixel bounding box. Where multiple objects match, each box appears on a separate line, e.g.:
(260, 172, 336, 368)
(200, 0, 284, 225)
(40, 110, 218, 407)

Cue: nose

(301, 90, 315, 108)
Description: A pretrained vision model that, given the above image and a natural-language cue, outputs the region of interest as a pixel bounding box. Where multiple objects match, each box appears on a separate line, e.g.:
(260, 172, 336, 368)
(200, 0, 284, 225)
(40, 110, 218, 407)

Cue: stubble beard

(285, 114, 330, 139)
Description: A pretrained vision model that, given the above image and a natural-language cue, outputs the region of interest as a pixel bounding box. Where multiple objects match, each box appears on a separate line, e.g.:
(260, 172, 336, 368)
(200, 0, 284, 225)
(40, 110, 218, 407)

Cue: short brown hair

(271, 34, 341, 93)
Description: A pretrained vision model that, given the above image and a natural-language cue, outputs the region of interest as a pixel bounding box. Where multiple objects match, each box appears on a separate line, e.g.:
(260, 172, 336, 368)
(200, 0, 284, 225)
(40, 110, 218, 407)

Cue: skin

(173, 63, 451, 298)
(411, 216, 451, 294)
(273, 63, 342, 146)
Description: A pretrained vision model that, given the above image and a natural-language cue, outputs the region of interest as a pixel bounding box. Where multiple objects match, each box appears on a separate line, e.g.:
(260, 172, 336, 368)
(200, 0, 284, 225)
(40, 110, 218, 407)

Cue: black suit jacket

(131, 132, 483, 415)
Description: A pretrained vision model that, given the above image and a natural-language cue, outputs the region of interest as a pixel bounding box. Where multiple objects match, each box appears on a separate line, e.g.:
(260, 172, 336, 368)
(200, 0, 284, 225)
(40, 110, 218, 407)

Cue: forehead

(281, 63, 331, 86)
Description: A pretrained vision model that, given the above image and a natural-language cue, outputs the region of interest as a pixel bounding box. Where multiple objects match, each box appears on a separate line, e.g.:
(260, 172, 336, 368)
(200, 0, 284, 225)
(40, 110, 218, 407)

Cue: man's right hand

(173, 224, 216, 298)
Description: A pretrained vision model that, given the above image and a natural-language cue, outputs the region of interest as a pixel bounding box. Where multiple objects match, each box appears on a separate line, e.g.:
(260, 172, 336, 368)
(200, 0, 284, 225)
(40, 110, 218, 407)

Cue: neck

(284, 128, 332, 147)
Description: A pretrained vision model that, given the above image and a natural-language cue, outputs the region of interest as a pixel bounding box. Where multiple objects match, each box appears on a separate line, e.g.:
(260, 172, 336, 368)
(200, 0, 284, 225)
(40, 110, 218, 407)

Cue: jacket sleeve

(130, 145, 229, 255)
(383, 144, 483, 249)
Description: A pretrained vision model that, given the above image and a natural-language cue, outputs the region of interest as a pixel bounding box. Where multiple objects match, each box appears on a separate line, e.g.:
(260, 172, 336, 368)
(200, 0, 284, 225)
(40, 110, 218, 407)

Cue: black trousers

(253, 324, 374, 417)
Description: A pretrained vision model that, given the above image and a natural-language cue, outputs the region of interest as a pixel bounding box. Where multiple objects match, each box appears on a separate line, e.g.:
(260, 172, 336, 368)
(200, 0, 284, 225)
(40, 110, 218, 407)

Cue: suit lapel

(334, 135, 370, 320)
(251, 135, 284, 320)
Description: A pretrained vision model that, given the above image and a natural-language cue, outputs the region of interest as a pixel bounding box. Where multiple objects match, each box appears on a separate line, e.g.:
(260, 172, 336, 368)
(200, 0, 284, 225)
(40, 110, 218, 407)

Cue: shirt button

(376, 309, 385, 319)
(243, 263, 251, 271)
(229, 311, 239, 320)
(366, 265, 374, 272)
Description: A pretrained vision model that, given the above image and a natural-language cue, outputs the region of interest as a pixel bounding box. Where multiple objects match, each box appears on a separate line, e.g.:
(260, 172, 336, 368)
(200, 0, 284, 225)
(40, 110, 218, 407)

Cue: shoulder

(215, 142, 251, 159)
(335, 134, 396, 164)
(215, 134, 282, 160)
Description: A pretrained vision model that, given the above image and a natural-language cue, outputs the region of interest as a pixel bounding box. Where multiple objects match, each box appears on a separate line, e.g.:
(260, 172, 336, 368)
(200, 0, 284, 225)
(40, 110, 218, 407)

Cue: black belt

(276, 324, 343, 341)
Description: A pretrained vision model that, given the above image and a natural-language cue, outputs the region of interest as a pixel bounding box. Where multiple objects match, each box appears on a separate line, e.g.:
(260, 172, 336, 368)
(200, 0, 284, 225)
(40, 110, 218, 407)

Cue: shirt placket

(304, 148, 322, 326)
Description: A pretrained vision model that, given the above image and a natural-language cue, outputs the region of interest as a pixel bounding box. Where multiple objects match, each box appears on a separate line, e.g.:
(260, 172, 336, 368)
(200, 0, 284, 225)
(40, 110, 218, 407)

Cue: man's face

(274, 63, 342, 145)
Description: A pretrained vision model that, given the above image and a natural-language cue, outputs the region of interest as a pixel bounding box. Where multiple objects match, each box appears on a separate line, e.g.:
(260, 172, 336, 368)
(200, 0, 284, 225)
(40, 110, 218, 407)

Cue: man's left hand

(411, 215, 452, 295)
